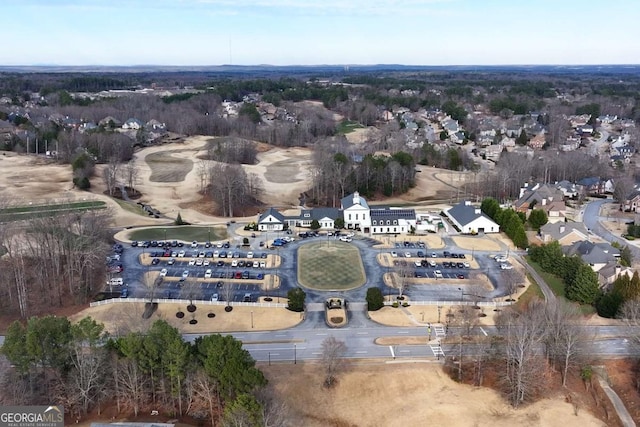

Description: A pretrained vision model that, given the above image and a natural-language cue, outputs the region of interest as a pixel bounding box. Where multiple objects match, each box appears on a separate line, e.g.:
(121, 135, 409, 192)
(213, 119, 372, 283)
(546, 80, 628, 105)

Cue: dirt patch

(604, 359, 640, 423)
(261, 363, 607, 427)
(145, 151, 194, 182)
(369, 303, 505, 327)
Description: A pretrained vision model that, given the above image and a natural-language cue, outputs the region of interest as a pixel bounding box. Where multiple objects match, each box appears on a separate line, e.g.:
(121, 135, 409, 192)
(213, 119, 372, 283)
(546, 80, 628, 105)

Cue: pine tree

(566, 264, 599, 304)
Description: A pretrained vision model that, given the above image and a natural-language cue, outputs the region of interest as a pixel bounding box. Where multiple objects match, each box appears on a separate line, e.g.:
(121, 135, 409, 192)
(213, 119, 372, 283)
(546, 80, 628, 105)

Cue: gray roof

(563, 241, 617, 265)
(446, 201, 494, 227)
(298, 207, 341, 221)
(341, 192, 369, 210)
(258, 207, 284, 223)
(370, 208, 416, 222)
(540, 222, 588, 241)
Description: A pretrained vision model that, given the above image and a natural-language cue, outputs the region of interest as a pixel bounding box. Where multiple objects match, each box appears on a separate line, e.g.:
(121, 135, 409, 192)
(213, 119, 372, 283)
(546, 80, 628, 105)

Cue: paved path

(597, 376, 636, 427)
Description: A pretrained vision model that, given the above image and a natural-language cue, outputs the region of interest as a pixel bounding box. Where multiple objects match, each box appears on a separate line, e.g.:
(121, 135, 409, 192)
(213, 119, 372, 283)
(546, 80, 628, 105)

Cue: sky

(2, 0, 640, 66)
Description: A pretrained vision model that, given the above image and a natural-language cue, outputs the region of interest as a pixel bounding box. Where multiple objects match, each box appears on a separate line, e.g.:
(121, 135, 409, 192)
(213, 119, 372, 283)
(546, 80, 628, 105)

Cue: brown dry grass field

(261, 363, 607, 427)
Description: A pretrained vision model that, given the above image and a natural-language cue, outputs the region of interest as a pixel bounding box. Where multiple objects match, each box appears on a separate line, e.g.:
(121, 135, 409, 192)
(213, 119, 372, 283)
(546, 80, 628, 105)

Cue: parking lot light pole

(294, 344, 297, 364)
(251, 310, 254, 328)
(208, 227, 211, 243)
(164, 228, 167, 242)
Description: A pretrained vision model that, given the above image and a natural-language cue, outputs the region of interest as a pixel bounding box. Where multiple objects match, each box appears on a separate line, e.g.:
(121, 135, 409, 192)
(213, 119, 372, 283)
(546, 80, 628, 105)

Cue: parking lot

(109, 231, 514, 304)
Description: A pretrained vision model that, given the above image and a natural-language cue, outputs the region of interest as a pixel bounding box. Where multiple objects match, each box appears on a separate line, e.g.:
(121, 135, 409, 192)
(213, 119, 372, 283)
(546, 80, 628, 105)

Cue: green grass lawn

(112, 198, 147, 216)
(526, 258, 565, 297)
(0, 200, 107, 222)
(515, 273, 545, 308)
(336, 120, 365, 135)
(128, 226, 227, 242)
(297, 241, 366, 290)
(525, 257, 596, 315)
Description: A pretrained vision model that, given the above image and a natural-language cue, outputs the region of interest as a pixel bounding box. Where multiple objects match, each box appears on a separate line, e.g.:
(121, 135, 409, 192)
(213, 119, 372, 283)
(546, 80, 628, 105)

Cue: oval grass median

(297, 241, 366, 291)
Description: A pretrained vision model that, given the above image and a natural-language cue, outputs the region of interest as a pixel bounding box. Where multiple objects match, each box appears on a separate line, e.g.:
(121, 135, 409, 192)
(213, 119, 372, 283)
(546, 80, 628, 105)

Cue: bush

(366, 288, 385, 311)
(402, 302, 409, 307)
(392, 302, 399, 308)
(73, 176, 91, 189)
(287, 287, 306, 312)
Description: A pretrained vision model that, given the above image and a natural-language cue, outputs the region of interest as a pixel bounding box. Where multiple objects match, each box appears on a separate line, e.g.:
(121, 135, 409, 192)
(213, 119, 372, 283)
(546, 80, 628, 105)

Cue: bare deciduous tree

(544, 300, 586, 387)
(321, 336, 347, 388)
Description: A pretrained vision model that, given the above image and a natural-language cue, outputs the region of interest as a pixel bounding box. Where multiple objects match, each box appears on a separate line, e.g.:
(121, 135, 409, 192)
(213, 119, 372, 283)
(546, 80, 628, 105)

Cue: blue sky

(2, 0, 640, 66)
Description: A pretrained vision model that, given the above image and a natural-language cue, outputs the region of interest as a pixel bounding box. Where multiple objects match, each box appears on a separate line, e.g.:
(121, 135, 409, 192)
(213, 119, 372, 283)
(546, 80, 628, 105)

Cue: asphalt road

(583, 198, 640, 259)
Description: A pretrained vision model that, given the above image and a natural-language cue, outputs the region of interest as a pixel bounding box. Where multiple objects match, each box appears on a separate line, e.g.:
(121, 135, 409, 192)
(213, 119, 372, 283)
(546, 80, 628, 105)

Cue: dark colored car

(151, 258, 160, 265)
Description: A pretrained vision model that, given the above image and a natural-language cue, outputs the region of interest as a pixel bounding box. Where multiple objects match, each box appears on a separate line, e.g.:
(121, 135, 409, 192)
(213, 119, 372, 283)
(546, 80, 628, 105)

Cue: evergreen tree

(287, 287, 306, 312)
(366, 288, 385, 311)
(528, 209, 548, 230)
(516, 129, 529, 145)
(480, 198, 500, 219)
(566, 264, 599, 304)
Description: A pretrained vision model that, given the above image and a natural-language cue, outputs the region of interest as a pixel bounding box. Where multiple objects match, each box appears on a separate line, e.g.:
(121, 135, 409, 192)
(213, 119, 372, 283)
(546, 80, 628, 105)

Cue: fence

(90, 297, 287, 308)
(384, 300, 514, 307)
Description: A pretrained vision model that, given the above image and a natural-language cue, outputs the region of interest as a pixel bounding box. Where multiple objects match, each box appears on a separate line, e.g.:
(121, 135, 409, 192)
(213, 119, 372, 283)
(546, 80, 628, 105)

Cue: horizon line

(2, 63, 640, 68)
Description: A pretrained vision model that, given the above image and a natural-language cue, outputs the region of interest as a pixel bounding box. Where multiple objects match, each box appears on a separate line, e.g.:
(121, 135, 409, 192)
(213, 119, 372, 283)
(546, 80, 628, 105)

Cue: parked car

(257, 273, 264, 280)
(242, 270, 250, 279)
(457, 273, 465, 279)
(121, 288, 129, 298)
(500, 263, 513, 270)
(243, 293, 252, 302)
(196, 258, 204, 266)
(260, 261, 266, 268)
(181, 270, 189, 279)
(159, 268, 168, 277)
(167, 258, 175, 265)
(107, 277, 124, 286)
(188, 258, 196, 266)
(247, 252, 254, 259)
(252, 261, 259, 268)
(404, 252, 411, 258)
(191, 241, 198, 248)
(211, 293, 219, 302)
(205, 269, 212, 278)
(203, 259, 210, 266)
(391, 251, 398, 258)
(177, 250, 186, 257)
(231, 260, 238, 267)
(434, 270, 443, 278)
(417, 251, 424, 258)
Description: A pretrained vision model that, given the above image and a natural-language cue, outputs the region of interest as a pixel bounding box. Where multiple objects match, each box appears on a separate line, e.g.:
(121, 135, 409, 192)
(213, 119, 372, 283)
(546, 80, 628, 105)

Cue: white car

(429, 260, 437, 268)
(414, 261, 422, 267)
(247, 252, 254, 259)
(213, 250, 219, 258)
(231, 260, 238, 267)
(253, 261, 259, 268)
(404, 252, 411, 258)
(191, 241, 198, 248)
(260, 261, 266, 268)
(199, 251, 206, 258)
(195, 258, 203, 266)
(391, 251, 398, 258)
(177, 250, 186, 258)
(204, 269, 212, 278)
(211, 293, 219, 302)
(463, 262, 470, 268)
(339, 236, 352, 242)
(216, 242, 223, 248)
(203, 259, 210, 266)
(188, 258, 196, 266)
(494, 255, 508, 262)
(434, 270, 443, 278)
(500, 263, 513, 270)
(159, 268, 168, 277)
(182, 270, 189, 278)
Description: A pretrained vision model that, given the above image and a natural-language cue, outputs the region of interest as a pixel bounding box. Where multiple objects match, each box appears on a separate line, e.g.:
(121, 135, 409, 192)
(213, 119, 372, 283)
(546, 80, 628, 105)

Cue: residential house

(514, 183, 566, 222)
(569, 114, 591, 128)
(0, 120, 14, 142)
(451, 131, 466, 144)
(528, 131, 546, 149)
(598, 115, 618, 124)
(555, 180, 578, 198)
(577, 177, 614, 195)
(444, 201, 500, 234)
(257, 208, 285, 231)
(623, 190, 640, 213)
(576, 125, 594, 135)
(441, 118, 460, 134)
(79, 122, 98, 133)
(597, 261, 633, 290)
(539, 222, 590, 245)
(122, 118, 144, 130)
(146, 119, 167, 132)
(563, 241, 619, 272)
(559, 135, 581, 152)
(98, 116, 122, 128)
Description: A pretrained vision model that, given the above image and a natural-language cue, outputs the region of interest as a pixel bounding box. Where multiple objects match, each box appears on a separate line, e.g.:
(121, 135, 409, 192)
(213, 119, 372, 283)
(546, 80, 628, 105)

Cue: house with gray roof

(444, 201, 500, 234)
(539, 222, 589, 245)
(563, 241, 619, 272)
(597, 261, 634, 290)
(295, 207, 341, 229)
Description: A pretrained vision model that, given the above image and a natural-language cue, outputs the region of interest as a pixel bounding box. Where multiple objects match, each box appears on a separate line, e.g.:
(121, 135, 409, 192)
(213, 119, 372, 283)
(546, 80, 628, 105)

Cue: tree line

(0, 316, 279, 426)
(0, 208, 113, 318)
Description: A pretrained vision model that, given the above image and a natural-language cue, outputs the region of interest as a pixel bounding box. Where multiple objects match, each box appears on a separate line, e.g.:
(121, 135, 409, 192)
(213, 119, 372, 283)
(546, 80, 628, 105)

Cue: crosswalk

(429, 344, 445, 358)
(429, 324, 446, 357)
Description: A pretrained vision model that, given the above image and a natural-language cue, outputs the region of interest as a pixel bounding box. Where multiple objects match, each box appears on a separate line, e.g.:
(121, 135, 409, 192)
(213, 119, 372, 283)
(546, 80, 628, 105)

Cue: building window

(356, 214, 359, 220)
(393, 220, 397, 225)
(372, 220, 376, 225)
(387, 227, 390, 232)
(394, 227, 397, 233)
(349, 214, 351, 220)
(386, 220, 390, 225)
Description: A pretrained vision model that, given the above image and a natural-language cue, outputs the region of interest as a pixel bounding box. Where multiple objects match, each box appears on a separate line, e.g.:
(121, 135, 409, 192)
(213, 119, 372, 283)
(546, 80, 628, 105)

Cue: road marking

(356, 351, 368, 354)
(479, 327, 488, 336)
(389, 346, 395, 358)
(270, 353, 280, 356)
(312, 352, 322, 355)
(399, 350, 410, 353)
(356, 332, 368, 335)
(275, 334, 286, 337)
(316, 333, 328, 336)
(397, 331, 409, 334)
